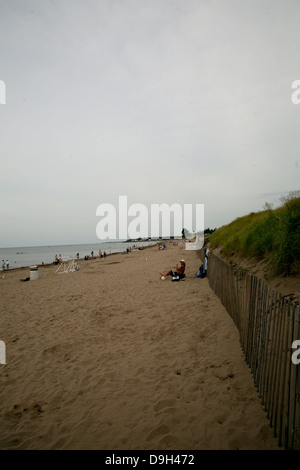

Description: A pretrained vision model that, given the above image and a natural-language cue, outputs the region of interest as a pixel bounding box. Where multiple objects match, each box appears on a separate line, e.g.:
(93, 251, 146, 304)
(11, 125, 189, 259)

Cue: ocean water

(0, 240, 156, 270)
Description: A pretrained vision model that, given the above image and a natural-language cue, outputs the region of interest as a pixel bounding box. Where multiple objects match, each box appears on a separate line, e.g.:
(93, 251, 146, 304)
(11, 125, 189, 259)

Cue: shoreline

(1, 241, 159, 273)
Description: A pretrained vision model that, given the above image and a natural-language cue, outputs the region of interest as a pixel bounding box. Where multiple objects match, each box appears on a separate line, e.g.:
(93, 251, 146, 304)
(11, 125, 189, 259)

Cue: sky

(0, 0, 300, 247)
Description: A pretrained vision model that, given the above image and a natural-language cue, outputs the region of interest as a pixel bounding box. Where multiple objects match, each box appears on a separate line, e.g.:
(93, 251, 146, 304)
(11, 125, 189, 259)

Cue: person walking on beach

(160, 260, 186, 279)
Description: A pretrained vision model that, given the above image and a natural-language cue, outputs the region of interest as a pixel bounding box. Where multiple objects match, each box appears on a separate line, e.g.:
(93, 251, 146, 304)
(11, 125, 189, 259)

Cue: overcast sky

(0, 0, 299, 247)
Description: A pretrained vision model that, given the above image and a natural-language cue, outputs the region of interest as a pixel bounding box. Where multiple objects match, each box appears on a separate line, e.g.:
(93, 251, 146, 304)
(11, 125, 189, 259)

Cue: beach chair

(55, 257, 79, 274)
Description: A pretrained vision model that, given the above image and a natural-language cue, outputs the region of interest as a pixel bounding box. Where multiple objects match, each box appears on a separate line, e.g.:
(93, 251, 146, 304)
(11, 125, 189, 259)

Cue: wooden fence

(201, 249, 300, 449)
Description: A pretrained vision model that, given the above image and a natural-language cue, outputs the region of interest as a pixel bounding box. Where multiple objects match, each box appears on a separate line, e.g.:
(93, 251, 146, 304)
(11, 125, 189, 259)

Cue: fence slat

(262, 289, 275, 410)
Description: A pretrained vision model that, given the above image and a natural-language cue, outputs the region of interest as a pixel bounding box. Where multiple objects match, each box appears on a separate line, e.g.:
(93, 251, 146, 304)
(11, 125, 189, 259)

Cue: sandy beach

(0, 242, 280, 450)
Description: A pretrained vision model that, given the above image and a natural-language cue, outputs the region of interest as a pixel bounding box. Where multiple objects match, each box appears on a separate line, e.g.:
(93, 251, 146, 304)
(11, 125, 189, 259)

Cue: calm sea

(0, 240, 156, 270)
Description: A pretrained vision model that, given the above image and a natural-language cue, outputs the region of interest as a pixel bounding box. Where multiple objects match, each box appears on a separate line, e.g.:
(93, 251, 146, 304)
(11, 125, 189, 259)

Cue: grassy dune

(209, 192, 300, 276)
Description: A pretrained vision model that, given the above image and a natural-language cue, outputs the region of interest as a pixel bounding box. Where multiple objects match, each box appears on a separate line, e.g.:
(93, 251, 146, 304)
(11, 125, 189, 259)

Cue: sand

(0, 241, 280, 450)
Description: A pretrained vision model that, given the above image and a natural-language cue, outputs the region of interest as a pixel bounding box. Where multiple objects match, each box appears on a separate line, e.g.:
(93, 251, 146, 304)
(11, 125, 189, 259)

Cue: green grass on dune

(209, 192, 300, 276)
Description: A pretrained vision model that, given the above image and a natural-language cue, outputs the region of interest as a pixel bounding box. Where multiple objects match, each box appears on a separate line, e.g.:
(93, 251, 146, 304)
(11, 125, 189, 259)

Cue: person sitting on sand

(160, 260, 186, 279)
(195, 264, 207, 278)
(195, 248, 209, 278)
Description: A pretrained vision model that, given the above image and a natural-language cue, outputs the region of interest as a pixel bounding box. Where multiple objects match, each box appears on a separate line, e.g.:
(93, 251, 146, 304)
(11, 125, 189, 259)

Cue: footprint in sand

(153, 398, 176, 412)
(4, 402, 46, 422)
(146, 424, 170, 442)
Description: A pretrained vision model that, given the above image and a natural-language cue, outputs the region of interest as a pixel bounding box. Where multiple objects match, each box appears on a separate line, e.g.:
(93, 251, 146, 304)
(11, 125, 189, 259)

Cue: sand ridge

(0, 242, 280, 449)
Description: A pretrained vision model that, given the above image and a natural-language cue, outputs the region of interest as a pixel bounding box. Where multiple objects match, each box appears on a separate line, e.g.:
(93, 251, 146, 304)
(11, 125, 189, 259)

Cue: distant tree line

(204, 228, 217, 235)
(181, 227, 217, 238)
